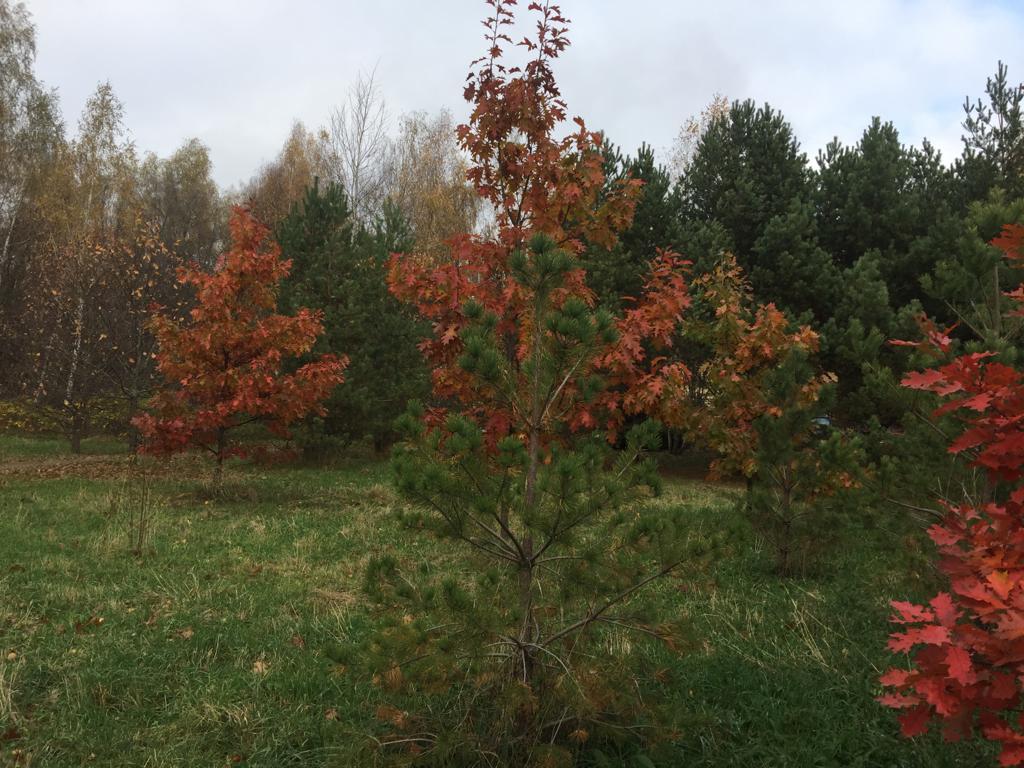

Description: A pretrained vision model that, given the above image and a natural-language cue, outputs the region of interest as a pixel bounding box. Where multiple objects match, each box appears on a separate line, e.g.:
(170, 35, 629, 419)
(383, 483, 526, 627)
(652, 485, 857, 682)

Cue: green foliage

(372, 232, 708, 764)
(584, 142, 679, 311)
(678, 100, 811, 263)
(277, 181, 429, 453)
(804, 118, 954, 422)
(815, 119, 953, 276)
(746, 351, 866, 575)
(819, 251, 912, 423)
(676, 100, 839, 322)
(921, 191, 1024, 360)
(959, 61, 1024, 202)
(749, 199, 840, 322)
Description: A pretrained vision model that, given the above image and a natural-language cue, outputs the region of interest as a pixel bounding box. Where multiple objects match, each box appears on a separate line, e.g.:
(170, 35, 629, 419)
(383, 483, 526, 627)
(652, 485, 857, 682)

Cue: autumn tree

(322, 70, 391, 224)
(244, 121, 326, 228)
(664, 256, 817, 475)
(135, 207, 346, 484)
(23, 232, 113, 449)
(94, 220, 189, 449)
(669, 93, 729, 179)
(879, 225, 1024, 765)
(384, 109, 480, 257)
(363, 2, 704, 762)
(137, 137, 223, 267)
(17, 83, 144, 449)
(0, 0, 62, 388)
(658, 255, 860, 573)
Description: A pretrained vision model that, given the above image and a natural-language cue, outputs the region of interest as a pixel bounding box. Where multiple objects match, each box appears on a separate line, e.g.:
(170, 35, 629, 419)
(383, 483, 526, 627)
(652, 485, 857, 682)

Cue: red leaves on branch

(900, 351, 1023, 477)
(134, 207, 347, 470)
(387, 0, 691, 445)
(459, 2, 638, 255)
(880, 225, 1024, 765)
(594, 249, 693, 427)
(659, 255, 827, 478)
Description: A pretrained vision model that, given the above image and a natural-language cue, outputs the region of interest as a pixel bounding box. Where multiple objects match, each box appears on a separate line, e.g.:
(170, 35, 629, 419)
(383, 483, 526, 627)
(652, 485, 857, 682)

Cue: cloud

(24, 0, 1024, 187)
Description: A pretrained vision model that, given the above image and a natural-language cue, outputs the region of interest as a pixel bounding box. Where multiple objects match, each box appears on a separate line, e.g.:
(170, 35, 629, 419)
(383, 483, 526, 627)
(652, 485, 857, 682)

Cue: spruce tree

(277, 182, 429, 451)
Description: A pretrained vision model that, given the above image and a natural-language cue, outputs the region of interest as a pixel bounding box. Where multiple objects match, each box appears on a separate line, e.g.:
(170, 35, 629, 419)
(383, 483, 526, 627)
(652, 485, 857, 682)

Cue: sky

(23, 0, 1024, 190)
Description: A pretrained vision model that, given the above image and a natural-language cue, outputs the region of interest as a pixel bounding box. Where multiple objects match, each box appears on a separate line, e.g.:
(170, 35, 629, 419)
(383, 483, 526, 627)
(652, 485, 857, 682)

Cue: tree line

(2, 0, 1021, 459)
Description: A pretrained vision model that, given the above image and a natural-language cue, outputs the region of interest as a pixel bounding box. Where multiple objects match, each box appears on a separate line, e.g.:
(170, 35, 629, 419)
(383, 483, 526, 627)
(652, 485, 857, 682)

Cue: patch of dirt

(0, 453, 201, 481)
(0, 454, 126, 480)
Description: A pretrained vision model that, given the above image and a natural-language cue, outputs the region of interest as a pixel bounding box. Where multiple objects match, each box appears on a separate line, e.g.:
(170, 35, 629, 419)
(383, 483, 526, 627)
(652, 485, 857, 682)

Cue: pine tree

(583, 142, 678, 311)
(658, 255, 861, 574)
(359, 3, 708, 762)
(675, 100, 837, 319)
(922, 192, 1024, 361)
(677, 99, 811, 262)
(749, 198, 841, 322)
(959, 61, 1024, 202)
(747, 350, 863, 575)
(814, 118, 953, 308)
(277, 181, 429, 451)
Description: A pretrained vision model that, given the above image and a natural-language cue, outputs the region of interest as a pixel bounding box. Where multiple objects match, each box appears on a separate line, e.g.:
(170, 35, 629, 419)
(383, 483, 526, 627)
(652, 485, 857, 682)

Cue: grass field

(0, 435, 994, 767)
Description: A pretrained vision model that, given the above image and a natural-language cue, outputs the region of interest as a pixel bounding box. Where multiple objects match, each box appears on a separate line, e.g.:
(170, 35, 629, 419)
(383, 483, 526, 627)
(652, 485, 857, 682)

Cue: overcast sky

(23, 0, 1024, 189)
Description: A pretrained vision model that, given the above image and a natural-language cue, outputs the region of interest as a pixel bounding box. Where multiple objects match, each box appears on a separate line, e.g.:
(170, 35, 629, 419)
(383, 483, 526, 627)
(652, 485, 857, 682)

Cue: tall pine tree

(277, 181, 429, 451)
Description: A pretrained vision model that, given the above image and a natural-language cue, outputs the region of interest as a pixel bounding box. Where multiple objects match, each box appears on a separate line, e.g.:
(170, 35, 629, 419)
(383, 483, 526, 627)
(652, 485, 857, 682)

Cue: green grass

(0, 433, 125, 459)
(0, 436, 994, 766)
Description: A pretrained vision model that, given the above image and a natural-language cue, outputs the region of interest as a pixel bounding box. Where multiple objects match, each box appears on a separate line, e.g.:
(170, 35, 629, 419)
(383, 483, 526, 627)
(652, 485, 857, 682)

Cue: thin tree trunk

(0, 183, 25, 295)
(69, 410, 84, 454)
(214, 427, 227, 489)
(126, 394, 140, 453)
(517, 293, 543, 682)
(65, 295, 86, 403)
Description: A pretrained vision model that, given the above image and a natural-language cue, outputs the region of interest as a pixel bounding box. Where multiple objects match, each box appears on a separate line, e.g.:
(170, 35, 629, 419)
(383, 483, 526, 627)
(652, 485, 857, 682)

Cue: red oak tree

(134, 207, 347, 483)
(661, 254, 826, 479)
(387, 0, 691, 443)
(880, 224, 1024, 765)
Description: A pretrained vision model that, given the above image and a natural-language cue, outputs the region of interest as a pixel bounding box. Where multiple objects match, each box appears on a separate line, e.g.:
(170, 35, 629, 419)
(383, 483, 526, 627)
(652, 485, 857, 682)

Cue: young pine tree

(664, 254, 861, 574)
(747, 351, 864, 575)
(360, 3, 711, 763)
